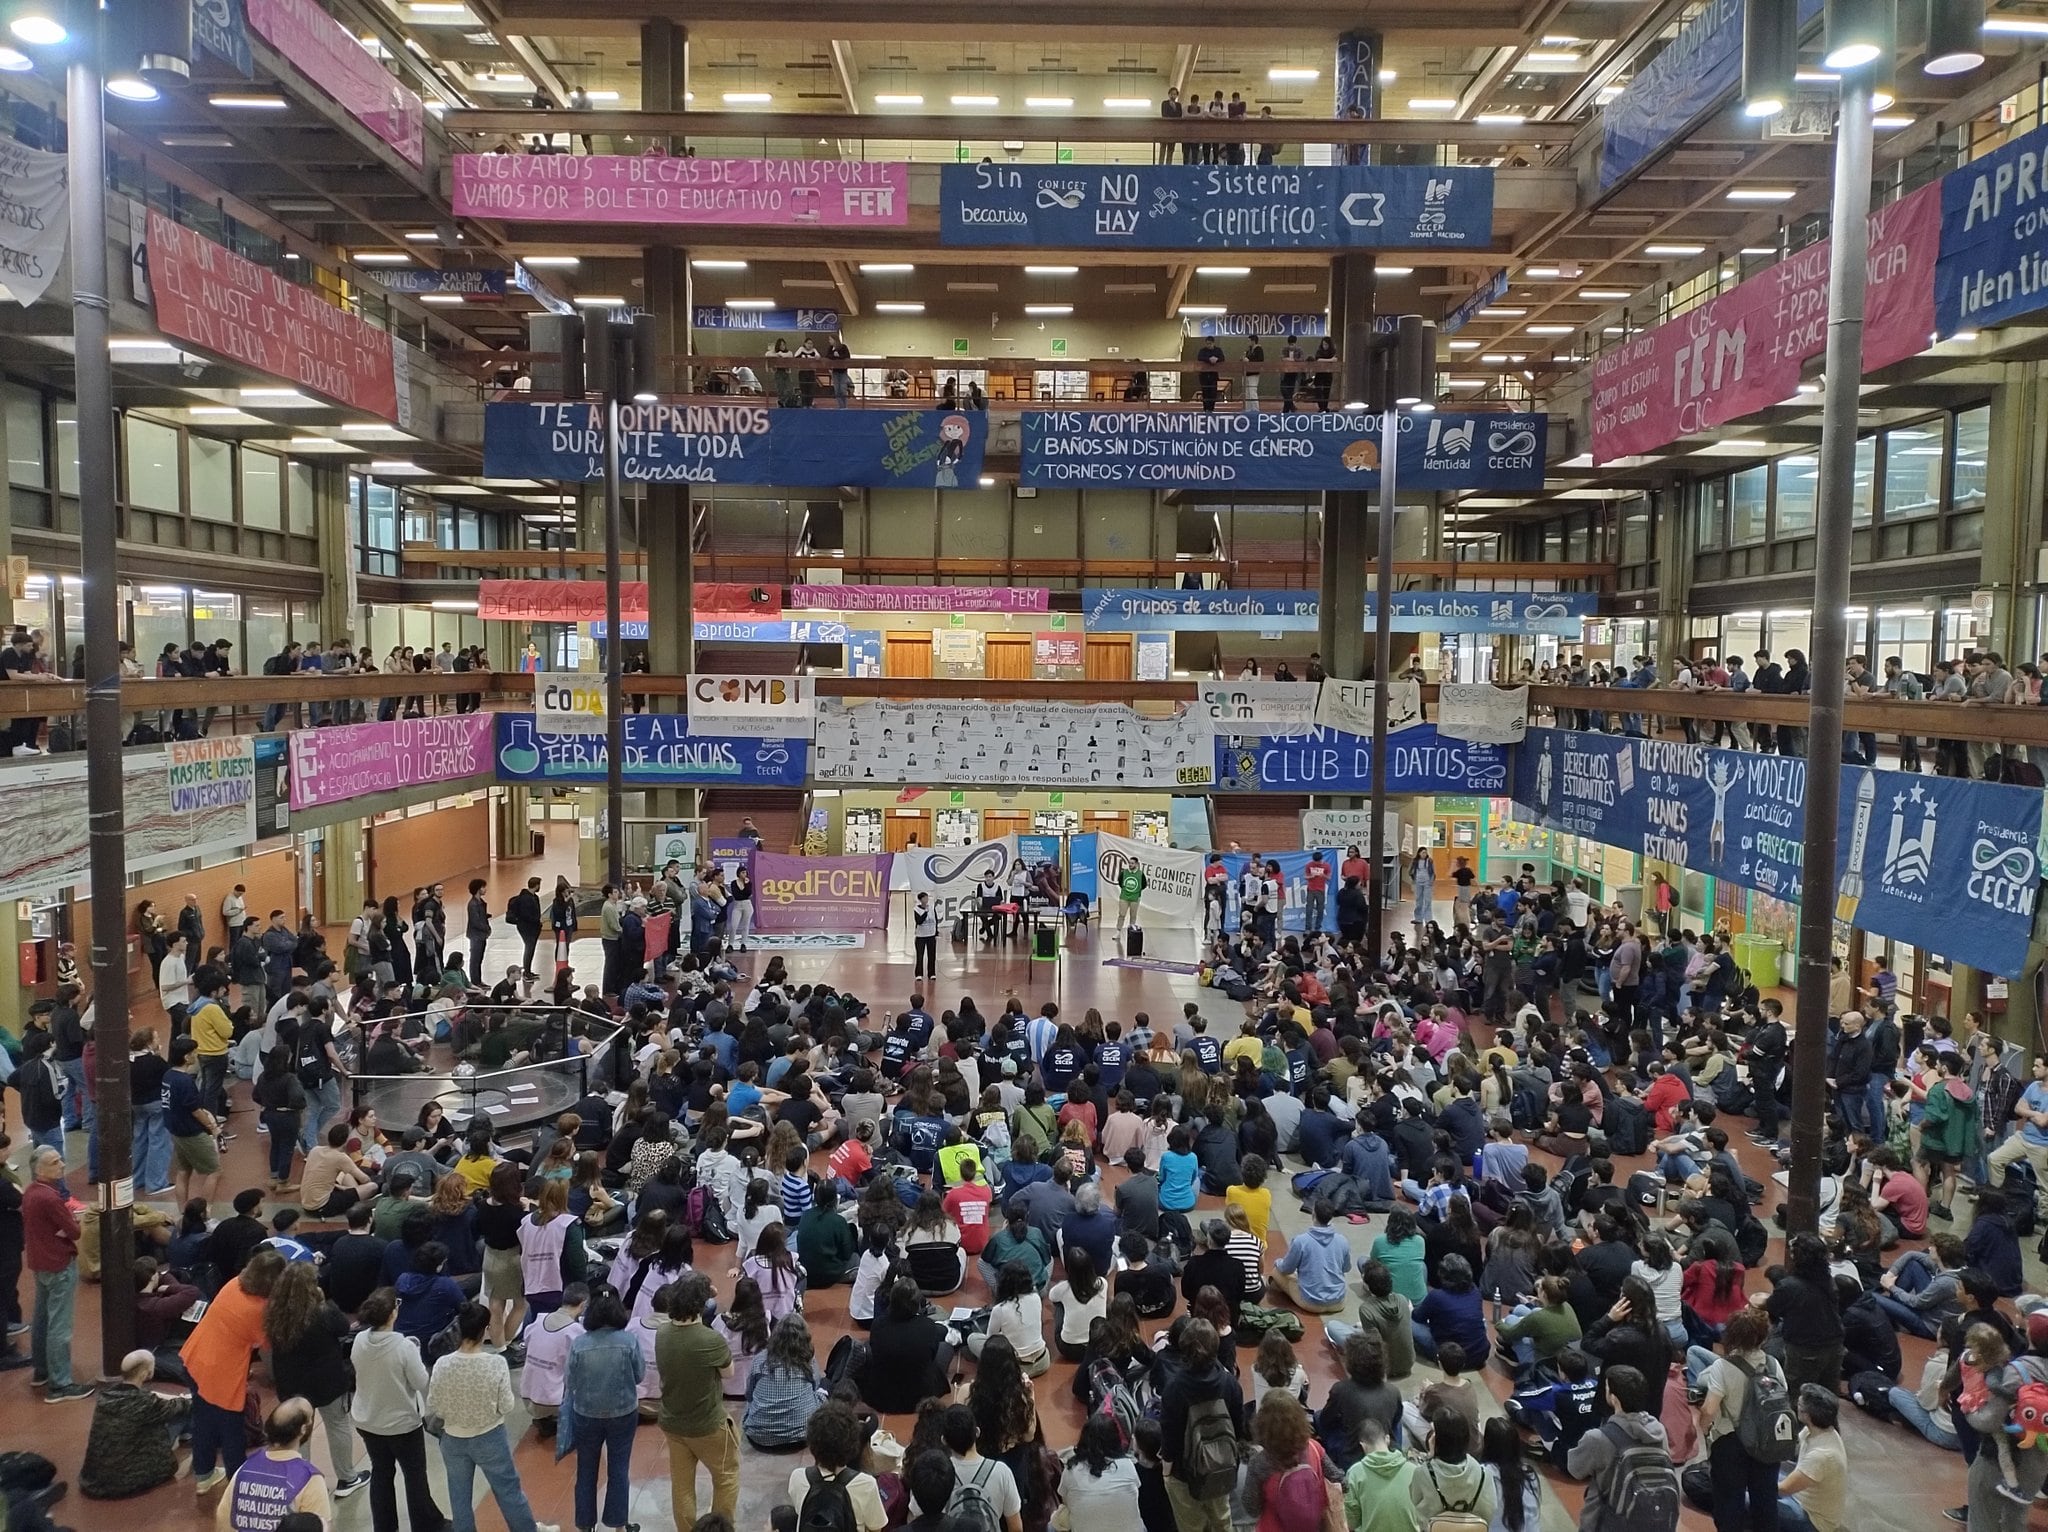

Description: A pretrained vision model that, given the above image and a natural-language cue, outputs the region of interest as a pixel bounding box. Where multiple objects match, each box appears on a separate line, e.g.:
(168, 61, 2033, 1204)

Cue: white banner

(1314, 678, 1424, 736)
(686, 674, 816, 738)
(536, 673, 606, 736)
(1095, 832, 1206, 927)
(1299, 809, 1407, 854)
(0, 141, 68, 308)
(903, 835, 1017, 928)
(1196, 680, 1320, 736)
(1438, 683, 1529, 744)
(813, 699, 1214, 787)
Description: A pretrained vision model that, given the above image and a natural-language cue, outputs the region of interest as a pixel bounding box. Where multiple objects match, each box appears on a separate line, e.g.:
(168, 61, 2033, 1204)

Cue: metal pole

(604, 393, 626, 891)
(1363, 402, 1399, 952)
(70, 24, 137, 1373)
(1785, 70, 1874, 1238)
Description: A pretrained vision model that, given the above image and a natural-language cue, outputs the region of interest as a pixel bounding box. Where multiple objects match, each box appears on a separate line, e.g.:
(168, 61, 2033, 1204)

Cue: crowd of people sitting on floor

(1, 854, 2039, 1532)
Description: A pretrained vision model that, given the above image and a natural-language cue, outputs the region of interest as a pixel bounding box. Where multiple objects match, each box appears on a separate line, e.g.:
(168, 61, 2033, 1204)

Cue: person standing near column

(657, 1271, 740, 1529)
(464, 880, 492, 985)
(507, 877, 543, 984)
(599, 884, 623, 996)
(23, 1146, 91, 1401)
(912, 894, 939, 982)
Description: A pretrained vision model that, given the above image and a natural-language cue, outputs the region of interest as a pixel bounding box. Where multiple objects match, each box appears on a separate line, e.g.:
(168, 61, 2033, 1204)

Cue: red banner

(478, 579, 782, 622)
(144, 212, 398, 420)
(1590, 182, 1939, 463)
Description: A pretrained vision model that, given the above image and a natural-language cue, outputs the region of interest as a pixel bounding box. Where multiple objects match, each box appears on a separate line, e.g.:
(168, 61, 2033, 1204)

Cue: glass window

(5, 384, 43, 487)
(1874, 605, 1935, 675)
(458, 509, 481, 549)
(1619, 496, 1651, 564)
(289, 598, 321, 645)
(1695, 479, 1726, 550)
(1774, 453, 1817, 536)
(192, 590, 240, 655)
(365, 480, 399, 552)
(1951, 406, 1988, 509)
(1881, 424, 1943, 520)
(55, 574, 82, 676)
(125, 416, 180, 512)
(1729, 466, 1767, 545)
(287, 462, 316, 536)
(1722, 612, 1764, 670)
(1766, 610, 1811, 665)
(130, 584, 189, 667)
(241, 450, 281, 530)
(53, 403, 76, 496)
(190, 434, 233, 522)
(1852, 436, 1876, 528)
(246, 597, 287, 670)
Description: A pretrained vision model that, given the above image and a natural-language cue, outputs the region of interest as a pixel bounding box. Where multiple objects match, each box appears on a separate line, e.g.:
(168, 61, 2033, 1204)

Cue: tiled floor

(3, 825, 1998, 1532)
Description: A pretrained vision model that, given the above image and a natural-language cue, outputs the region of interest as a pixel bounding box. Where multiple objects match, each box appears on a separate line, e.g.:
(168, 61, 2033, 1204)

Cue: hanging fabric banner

(1196, 680, 1322, 736)
(1437, 683, 1530, 744)
(904, 836, 1017, 928)
(1314, 678, 1423, 735)
(1092, 833, 1206, 927)
(748, 851, 892, 933)
(685, 675, 817, 739)
(0, 141, 69, 309)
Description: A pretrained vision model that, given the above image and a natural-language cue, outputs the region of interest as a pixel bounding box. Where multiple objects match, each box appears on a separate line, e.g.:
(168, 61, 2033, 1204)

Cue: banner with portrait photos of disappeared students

(811, 699, 1215, 788)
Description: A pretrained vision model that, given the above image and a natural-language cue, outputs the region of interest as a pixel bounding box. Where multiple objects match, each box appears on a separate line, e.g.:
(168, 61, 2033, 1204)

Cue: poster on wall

(1093, 833, 1206, 926)
(812, 699, 1214, 787)
(1135, 633, 1172, 681)
(535, 673, 606, 736)
(1314, 678, 1423, 736)
(1510, 726, 2043, 977)
(847, 631, 884, 677)
(932, 629, 983, 678)
(1437, 683, 1529, 744)
(1033, 632, 1084, 676)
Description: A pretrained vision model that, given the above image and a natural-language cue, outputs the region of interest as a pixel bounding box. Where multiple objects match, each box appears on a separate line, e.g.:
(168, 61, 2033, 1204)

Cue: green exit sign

(1050, 337, 1068, 357)
(1050, 613, 1068, 630)
(1049, 792, 1066, 806)
(949, 790, 966, 806)
(949, 612, 966, 627)
(952, 338, 970, 356)
(1056, 147, 1074, 163)
(955, 145, 970, 161)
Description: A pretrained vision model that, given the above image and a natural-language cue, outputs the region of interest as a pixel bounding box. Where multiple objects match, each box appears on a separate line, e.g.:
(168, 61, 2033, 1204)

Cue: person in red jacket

(1639, 1062, 1692, 1138)
(24, 1144, 91, 1401)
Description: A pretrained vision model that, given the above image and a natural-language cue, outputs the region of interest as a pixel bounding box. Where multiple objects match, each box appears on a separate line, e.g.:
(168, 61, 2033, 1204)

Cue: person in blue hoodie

(1271, 1197, 1352, 1314)
(1339, 1122, 1396, 1204)
(395, 1241, 465, 1344)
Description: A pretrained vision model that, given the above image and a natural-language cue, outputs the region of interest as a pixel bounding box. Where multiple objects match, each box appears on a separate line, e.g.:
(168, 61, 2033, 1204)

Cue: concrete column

(1981, 361, 2047, 663)
(322, 818, 367, 923)
(494, 786, 532, 859)
(0, 397, 20, 1035)
(641, 18, 688, 154)
(1317, 253, 1376, 682)
(1652, 481, 1692, 665)
(312, 465, 356, 643)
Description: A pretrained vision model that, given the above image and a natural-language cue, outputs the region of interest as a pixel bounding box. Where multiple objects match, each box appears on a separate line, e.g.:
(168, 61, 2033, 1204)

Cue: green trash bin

(1732, 935, 1783, 993)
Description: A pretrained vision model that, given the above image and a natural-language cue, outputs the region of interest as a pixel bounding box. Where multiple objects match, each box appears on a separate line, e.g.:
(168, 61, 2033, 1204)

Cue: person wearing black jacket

(322, 1202, 388, 1315)
(1743, 1000, 1788, 1145)
(506, 878, 543, 983)
(1157, 1318, 1244, 1528)
(1389, 1096, 1439, 1180)
(0, 1155, 24, 1367)
(1336, 875, 1368, 946)
(857, 1278, 956, 1414)
(464, 879, 492, 984)
(204, 1186, 270, 1281)
(265, 1259, 366, 1495)
(1180, 1220, 1255, 1323)
(1581, 1276, 1670, 1385)
(1827, 1012, 1876, 1138)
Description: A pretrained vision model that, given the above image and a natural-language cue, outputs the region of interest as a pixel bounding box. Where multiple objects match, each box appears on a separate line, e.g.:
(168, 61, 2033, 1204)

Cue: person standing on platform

(507, 878, 543, 984)
(1116, 863, 1147, 933)
(913, 894, 938, 982)
(599, 884, 623, 995)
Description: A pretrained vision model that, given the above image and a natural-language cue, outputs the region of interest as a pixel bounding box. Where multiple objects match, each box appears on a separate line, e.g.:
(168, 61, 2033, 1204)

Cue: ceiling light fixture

(721, 91, 771, 105)
(1527, 323, 1575, 334)
(209, 93, 288, 108)
(1377, 265, 1414, 277)
(352, 252, 412, 264)
(1823, 0, 1890, 68)
(1478, 306, 1526, 316)
(1025, 265, 1078, 275)
(1580, 288, 1631, 300)
(689, 258, 745, 270)
(1025, 96, 1072, 108)
(574, 295, 626, 306)
(1407, 97, 1458, 110)
(873, 301, 925, 313)
(1024, 303, 1072, 315)
(859, 262, 914, 273)
(1446, 339, 1480, 350)
(1727, 187, 1796, 201)
(106, 75, 160, 101)
(1103, 97, 1151, 108)
(950, 94, 1000, 107)
(724, 298, 776, 309)
(1195, 265, 1250, 276)
(1267, 66, 1320, 81)
(873, 93, 923, 106)
(418, 294, 465, 304)
(1475, 112, 1526, 124)
(1178, 304, 1227, 316)
(1644, 242, 1705, 256)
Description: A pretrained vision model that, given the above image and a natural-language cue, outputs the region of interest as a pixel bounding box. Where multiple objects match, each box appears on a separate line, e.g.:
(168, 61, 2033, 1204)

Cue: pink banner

(288, 715, 494, 810)
(787, 584, 1049, 613)
(246, 0, 425, 167)
(1591, 182, 1940, 463)
(750, 851, 893, 933)
(453, 155, 909, 228)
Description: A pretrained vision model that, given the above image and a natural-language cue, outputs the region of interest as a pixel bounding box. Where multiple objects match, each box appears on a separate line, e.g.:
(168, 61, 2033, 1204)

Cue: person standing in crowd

(465, 879, 493, 984)
(913, 893, 939, 982)
(564, 1286, 646, 1532)
(1158, 1317, 1243, 1532)
(183, 1247, 287, 1493)
(427, 1302, 559, 1532)
(350, 1287, 448, 1532)
(507, 877, 544, 984)
(658, 1271, 741, 1529)
(24, 1146, 89, 1402)
(264, 1260, 368, 1499)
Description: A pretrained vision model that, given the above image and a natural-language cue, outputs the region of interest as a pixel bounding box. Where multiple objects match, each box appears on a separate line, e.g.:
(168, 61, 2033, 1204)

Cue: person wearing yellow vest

(189, 969, 236, 1132)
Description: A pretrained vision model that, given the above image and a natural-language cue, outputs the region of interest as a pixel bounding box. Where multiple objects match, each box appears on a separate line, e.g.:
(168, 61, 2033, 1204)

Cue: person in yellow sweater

(189, 971, 236, 1126)
(1224, 1154, 1275, 1245)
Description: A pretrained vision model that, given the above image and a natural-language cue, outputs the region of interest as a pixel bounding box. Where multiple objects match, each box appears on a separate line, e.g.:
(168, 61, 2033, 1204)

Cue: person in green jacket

(1341, 1415, 1419, 1532)
(794, 1183, 857, 1286)
(1494, 1275, 1582, 1380)
(1920, 1051, 1979, 1220)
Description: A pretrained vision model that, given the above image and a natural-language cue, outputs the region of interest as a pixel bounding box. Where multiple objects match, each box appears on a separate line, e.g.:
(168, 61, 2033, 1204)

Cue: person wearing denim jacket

(565, 1288, 647, 1532)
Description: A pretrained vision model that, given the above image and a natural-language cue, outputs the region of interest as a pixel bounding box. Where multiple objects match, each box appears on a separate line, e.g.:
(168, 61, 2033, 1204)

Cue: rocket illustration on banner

(1837, 770, 1876, 923)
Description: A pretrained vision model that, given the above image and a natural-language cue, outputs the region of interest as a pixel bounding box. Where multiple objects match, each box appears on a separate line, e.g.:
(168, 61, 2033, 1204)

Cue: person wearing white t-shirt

(787, 1402, 890, 1532)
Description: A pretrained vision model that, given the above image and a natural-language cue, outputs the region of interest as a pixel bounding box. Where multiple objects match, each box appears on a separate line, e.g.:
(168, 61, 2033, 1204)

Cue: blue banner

(1334, 31, 1381, 166)
(483, 401, 988, 488)
(513, 262, 575, 316)
(1069, 833, 1099, 899)
(691, 306, 841, 332)
(1180, 312, 1329, 338)
(1510, 728, 2043, 978)
(939, 163, 1493, 250)
(1017, 834, 1062, 871)
(492, 712, 808, 787)
(1598, 0, 1821, 192)
(192, 0, 252, 77)
(594, 618, 850, 643)
(1079, 588, 1596, 635)
(373, 268, 508, 296)
(1020, 409, 1545, 490)
(1212, 725, 1511, 795)
(1443, 270, 1508, 334)
(1935, 118, 2048, 333)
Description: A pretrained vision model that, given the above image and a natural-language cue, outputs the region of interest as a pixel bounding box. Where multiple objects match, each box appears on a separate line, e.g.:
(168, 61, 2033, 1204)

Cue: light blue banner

(492, 712, 808, 787)
(594, 619, 849, 643)
(1510, 727, 2043, 977)
(691, 306, 841, 331)
(1069, 833, 1099, 899)
(373, 268, 508, 296)
(1212, 725, 1511, 795)
(1444, 270, 1508, 334)
(1936, 118, 2048, 333)
(1180, 312, 1329, 339)
(1079, 588, 1596, 635)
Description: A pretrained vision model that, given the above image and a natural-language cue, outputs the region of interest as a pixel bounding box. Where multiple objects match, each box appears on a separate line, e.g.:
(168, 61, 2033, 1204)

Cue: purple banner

(787, 584, 1049, 614)
(246, 0, 425, 166)
(452, 156, 908, 228)
(749, 850, 893, 933)
(287, 715, 494, 810)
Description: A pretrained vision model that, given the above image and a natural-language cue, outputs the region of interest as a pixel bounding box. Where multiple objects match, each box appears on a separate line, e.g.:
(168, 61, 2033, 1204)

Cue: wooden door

(1083, 811, 1129, 838)
(884, 810, 932, 853)
(984, 633, 1033, 681)
(884, 631, 933, 678)
(1085, 634, 1134, 681)
(981, 810, 1030, 842)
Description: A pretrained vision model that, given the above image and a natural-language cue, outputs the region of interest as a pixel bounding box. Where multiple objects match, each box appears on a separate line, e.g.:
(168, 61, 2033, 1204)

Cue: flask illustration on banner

(498, 716, 541, 776)
(1836, 769, 1877, 923)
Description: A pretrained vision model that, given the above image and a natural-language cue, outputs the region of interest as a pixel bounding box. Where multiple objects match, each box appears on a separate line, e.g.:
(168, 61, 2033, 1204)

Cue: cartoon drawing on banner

(1534, 748, 1554, 816)
(1838, 771, 1876, 922)
(1705, 757, 1739, 867)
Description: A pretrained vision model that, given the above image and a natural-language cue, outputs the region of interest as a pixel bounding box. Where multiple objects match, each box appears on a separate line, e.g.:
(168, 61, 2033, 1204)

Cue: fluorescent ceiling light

(1446, 340, 1480, 351)
(1739, 246, 1777, 256)
(1873, 114, 1915, 129)
(725, 298, 776, 310)
(1103, 282, 1156, 294)
(689, 258, 744, 270)
(1476, 112, 1526, 125)
(109, 338, 178, 351)
(1178, 304, 1228, 316)
(418, 294, 465, 305)
(1024, 303, 1072, 315)
(1727, 187, 1796, 202)
(210, 93, 288, 108)
(1478, 306, 1525, 316)
(873, 93, 923, 106)
(781, 279, 838, 289)
(859, 262, 914, 273)
(404, 230, 441, 242)
(1377, 266, 1414, 277)
(287, 436, 352, 448)
(353, 252, 412, 264)
(1481, 353, 1508, 363)
(1025, 265, 1078, 275)
(1268, 67, 1320, 82)
(340, 423, 404, 435)
(369, 460, 425, 473)
(187, 405, 245, 416)
(1025, 96, 1072, 108)
(722, 92, 771, 105)
(1644, 243, 1704, 256)
(431, 599, 478, 611)
(583, 91, 621, 102)
(1523, 51, 1583, 64)
(159, 133, 233, 146)
(1407, 97, 1458, 110)
(574, 296, 625, 307)
(1195, 265, 1250, 276)
(1983, 16, 2048, 31)
(946, 281, 1000, 292)
(1522, 266, 1561, 277)
(240, 388, 306, 400)
(874, 301, 925, 313)
(1580, 288, 1630, 300)
(1103, 97, 1152, 109)
(1527, 323, 1574, 334)
(408, 3, 468, 12)
(951, 94, 1000, 107)
(1446, 378, 1488, 388)
(978, 476, 996, 487)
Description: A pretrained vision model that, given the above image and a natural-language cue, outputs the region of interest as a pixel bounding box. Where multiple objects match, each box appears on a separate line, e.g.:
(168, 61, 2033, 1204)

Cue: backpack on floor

(824, 1334, 869, 1394)
(1602, 1097, 1651, 1156)
(1626, 1169, 1665, 1208)
(2003, 1159, 2039, 1238)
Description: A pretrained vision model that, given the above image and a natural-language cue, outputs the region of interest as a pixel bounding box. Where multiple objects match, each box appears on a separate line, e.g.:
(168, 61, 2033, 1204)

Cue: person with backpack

(1157, 1317, 1243, 1532)
(1061, 1413, 1143, 1532)
(1236, 1392, 1335, 1532)
(940, 1403, 1023, 1532)
(1564, 1363, 1679, 1532)
(1772, 1385, 1847, 1532)
(1407, 1406, 1494, 1530)
(787, 1398, 890, 1532)
(1690, 1307, 1794, 1532)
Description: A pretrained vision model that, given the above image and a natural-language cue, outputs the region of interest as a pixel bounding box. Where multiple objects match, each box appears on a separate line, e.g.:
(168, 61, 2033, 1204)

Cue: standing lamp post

(1362, 315, 1435, 951)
